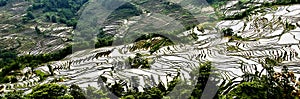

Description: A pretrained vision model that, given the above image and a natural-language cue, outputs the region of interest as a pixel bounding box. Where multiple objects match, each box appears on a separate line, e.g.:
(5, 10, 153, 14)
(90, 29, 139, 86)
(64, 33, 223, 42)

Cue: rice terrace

(1, 0, 300, 99)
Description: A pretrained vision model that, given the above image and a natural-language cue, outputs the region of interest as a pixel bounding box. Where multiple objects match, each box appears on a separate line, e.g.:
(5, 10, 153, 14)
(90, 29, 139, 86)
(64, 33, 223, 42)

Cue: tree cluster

(1, 84, 86, 99)
(0, 0, 7, 6)
(26, 0, 88, 27)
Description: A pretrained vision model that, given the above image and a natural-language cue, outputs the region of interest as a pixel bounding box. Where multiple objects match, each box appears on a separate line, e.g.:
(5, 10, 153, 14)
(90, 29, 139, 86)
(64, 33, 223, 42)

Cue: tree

(0, 0, 7, 6)
(69, 85, 86, 99)
(51, 15, 57, 23)
(4, 91, 25, 99)
(224, 81, 267, 99)
(47, 64, 54, 76)
(35, 26, 42, 35)
(222, 28, 234, 37)
(22, 11, 35, 23)
(85, 85, 110, 99)
(26, 0, 88, 28)
(27, 83, 68, 99)
(190, 61, 219, 99)
(26, 11, 35, 20)
(58, 94, 74, 99)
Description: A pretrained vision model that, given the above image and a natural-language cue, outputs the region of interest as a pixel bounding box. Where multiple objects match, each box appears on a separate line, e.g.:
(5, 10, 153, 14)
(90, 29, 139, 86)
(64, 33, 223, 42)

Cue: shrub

(222, 28, 234, 37)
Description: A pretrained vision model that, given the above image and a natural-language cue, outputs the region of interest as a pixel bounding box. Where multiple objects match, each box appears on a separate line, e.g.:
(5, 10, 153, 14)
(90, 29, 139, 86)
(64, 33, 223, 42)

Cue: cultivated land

(1, 0, 300, 98)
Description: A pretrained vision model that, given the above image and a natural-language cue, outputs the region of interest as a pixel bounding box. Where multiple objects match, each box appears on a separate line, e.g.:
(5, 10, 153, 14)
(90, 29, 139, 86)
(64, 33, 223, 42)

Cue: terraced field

(0, 0, 73, 55)
(1, 0, 300, 97)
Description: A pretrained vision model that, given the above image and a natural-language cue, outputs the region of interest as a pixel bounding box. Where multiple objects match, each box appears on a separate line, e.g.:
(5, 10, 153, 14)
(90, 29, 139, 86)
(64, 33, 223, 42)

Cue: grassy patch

(227, 45, 239, 51)
(128, 53, 152, 69)
(35, 70, 48, 81)
(229, 34, 251, 41)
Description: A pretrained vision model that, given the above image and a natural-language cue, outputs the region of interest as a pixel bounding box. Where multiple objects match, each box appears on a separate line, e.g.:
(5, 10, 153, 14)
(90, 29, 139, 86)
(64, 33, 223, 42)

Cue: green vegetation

(27, 83, 68, 99)
(0, 0, 8, 6)
(189, 32, 199, 40)
(94, 0, 201, 49)
(96, 31, 178, 54)
(25, 0, 88, 27)
(118, 62, 214, 98)
(2, 0, 300, 99)
(0, 61, 215, 99)
(0, 84, 86, 99)
(284, 19, 297, 32)
(104, 2, 143, 24)
(35, 70, 47, 80)
(128, 53, 151, 69)
(221, 1, 256, 20)
(189, 61, 219, 99)
(226, 45, 239, 51)
(132, 0, 199, 30)
(22, 11, 36, 23)
(1, 90, 25, 99)
(0, 50, 18, 68)
(94, 61, 217, 99)
(128, 34, 174, 54)
(218, 57, 300, 98)
(208, 0, 228, 8)
(225, 81, 267, 98)
(85, 0, 202, 46)
(0, 45, 72, 83)
(229, 34, 252, 41)
(220, 0, 300, 20)
(265, 57, 282, 66)
(95, 29, 114, 48)
(221, 28, 234, 37)
(2, 60, 300, 98)
(148, 38, 173, 54)
(25, 83, 86, 99)
(34, 26, 42, 35)
(207, 0, 300, 20)
(221, 28, 253, 41)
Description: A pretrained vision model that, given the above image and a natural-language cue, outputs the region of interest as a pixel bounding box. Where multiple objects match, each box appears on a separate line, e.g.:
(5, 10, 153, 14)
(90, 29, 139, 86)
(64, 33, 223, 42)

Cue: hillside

(1, 0, 300, 98)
